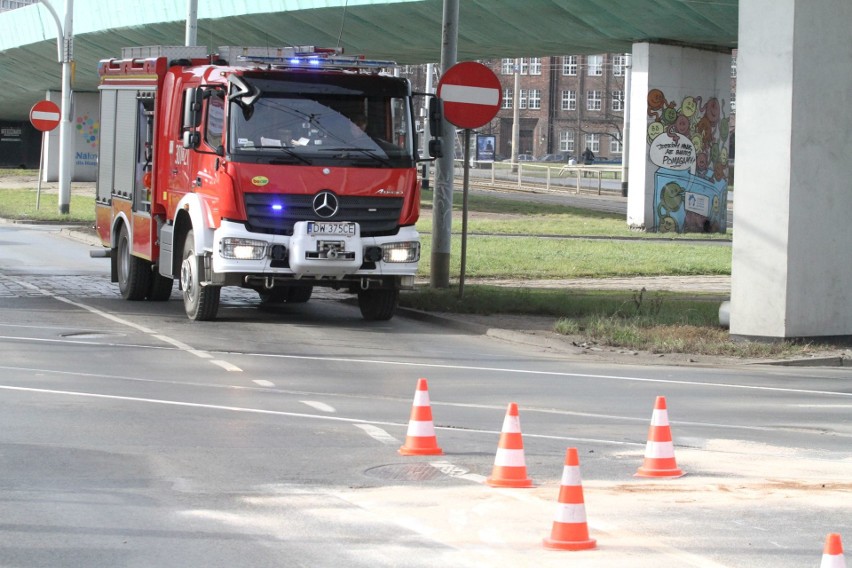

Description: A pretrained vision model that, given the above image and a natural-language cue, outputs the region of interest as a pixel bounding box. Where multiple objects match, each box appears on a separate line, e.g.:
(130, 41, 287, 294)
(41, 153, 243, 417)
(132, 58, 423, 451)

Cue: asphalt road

(0, 222, 847, 567)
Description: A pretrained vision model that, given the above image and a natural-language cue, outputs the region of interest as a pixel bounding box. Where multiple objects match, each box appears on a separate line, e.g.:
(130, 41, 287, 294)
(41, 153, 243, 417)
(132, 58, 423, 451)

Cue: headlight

(382, 241, 420, 263)
(220, 238, 267, 260)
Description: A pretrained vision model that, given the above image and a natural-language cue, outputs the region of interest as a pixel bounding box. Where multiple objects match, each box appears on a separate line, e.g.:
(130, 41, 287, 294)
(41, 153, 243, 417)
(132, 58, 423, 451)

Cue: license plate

(307, 222, 356, 236)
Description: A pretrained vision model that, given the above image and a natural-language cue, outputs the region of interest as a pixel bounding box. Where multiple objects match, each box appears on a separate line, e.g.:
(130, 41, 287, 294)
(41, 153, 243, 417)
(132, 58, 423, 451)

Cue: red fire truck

(92, 45, 440, 321)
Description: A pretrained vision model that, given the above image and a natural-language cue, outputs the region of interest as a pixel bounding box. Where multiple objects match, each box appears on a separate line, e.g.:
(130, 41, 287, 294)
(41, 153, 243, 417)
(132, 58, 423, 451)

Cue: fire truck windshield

(227, 87, 414, 169)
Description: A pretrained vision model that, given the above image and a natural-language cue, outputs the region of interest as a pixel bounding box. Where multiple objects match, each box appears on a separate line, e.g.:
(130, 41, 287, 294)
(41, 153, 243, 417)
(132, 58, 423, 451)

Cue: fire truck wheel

(180, 229, 220, 321)
(147, 272, 175, 302)
(357, 288, 398, 321)
(117, 224, 152, 301)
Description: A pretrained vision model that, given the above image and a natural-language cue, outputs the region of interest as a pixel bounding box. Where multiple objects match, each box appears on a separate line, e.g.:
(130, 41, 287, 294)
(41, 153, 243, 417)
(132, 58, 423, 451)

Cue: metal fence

(450, 161, 625, 196)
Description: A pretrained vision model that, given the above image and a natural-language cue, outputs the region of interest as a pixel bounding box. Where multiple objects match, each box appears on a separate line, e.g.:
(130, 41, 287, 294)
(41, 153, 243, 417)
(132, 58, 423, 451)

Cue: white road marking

(211, 360, 243, 372)
(355, 424, 400, 445)
(1, 363, 850, 440)
(5, 284, 851, 401)
(430, 460, 487, 484)
(228, 351, 852, 399)
(54, 296, 156, 333)
(42, 292, 242, 373)
(0, 383, 640, 447)
(301, 400, 336, 413)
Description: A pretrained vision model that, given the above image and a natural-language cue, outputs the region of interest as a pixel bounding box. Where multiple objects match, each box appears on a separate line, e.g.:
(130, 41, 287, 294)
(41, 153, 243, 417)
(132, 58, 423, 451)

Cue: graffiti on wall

(647, 89, 730, 233)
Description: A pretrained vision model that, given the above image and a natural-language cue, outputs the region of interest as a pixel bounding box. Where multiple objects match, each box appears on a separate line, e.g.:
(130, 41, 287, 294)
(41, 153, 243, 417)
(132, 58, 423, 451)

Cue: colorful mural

(646, 89, 730, 233)
(74, 113, 99, 169)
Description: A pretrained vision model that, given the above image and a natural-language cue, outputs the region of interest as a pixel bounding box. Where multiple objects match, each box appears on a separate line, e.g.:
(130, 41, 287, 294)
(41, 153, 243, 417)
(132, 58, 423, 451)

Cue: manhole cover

(365, 463, 462, 482)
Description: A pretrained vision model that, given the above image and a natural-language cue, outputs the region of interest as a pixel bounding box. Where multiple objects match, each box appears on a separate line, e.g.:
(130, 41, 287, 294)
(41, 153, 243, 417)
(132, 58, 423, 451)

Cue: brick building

(402, 53, 736, 164)
(402, 54, 628, 162)
(486, 55, 627, 161)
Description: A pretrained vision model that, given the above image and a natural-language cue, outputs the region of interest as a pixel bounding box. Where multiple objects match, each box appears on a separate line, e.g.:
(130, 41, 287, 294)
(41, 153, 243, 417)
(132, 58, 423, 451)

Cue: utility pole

(185, 0, 198, 46)
(510, 58, 520, 170)
(38, 0, 73, 214)
(421, 62, 434, 190)
(621, 52, 632, 197)
(430, 0, 458, 288)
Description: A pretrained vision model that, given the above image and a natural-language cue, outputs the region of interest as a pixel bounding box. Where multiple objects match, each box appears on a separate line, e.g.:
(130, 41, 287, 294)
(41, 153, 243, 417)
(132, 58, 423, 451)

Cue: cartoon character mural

(647, 89, 730, 233)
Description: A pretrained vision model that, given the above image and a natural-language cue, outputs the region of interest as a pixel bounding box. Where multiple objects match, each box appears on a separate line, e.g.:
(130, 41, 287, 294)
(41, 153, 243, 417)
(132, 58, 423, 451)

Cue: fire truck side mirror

(183, 88, 204, 130)
(182, 130, 201, 149)
(428, 98, 443, 137)
(428, 138, 443, 159)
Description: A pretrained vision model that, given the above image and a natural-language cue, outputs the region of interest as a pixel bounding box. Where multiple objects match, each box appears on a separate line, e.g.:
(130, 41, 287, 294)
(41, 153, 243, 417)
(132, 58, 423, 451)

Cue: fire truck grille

(243, 193, 404, 237)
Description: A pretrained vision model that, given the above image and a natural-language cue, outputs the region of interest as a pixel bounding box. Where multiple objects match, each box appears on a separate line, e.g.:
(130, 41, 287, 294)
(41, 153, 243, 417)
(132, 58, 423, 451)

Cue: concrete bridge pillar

(626, 43, 732, 234)
(730, 0, 852, 339)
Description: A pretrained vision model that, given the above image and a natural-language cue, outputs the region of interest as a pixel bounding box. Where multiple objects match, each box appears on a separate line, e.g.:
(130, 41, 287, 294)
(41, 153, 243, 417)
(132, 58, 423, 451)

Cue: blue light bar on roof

(235, 54, 396, 70)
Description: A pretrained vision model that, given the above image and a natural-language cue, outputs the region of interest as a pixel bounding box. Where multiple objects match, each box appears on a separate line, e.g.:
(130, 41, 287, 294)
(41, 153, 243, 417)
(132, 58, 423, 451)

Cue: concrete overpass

(1, 0, 851, 343)
(0, 0, 737, 120)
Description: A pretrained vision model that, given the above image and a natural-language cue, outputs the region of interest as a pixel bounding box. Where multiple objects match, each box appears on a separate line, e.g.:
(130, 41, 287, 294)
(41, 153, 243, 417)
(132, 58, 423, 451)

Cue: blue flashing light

(271, 203, 284, 212)
(289, 58, 300, 65)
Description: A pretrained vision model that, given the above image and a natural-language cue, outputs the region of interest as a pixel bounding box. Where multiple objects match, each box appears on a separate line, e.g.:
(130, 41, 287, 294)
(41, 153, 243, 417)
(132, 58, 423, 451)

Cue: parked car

(516, 153, 535, 162)
(539, 153, 572, 163)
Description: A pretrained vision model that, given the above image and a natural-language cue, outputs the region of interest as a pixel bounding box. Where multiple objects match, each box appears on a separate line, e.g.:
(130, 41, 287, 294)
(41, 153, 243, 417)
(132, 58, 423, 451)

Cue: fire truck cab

(94, 46, 441, 321)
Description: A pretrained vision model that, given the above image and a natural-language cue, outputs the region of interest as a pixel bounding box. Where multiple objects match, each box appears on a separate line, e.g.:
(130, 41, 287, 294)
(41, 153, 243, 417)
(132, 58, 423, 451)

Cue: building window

(502, 89, 513, 109)
(528, 89, 541, 110)
(585, 133, 600, 153)
(519, 89, 528, 109)
(560, 130, 575, 153)
(730, 93, 736, 113)
(529, 57, 542, 75)
(501, 58, 514, 75)
(562, 55, 577, 76)
(561, 90, 576, 111)
(611, 90, 625, 111)
(587, 90, 602, 111)
(587, 55, 603, 76)
(612, 55, 627, 77)
(519, 59, 529, 75)
(610, 137, 623, 154)
(731, 57, 737, 78)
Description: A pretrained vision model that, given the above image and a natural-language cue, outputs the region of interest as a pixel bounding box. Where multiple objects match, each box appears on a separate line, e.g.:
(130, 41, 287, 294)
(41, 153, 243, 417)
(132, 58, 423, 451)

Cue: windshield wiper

(319, 147, 394, 167)
(254, 145, 311, 165)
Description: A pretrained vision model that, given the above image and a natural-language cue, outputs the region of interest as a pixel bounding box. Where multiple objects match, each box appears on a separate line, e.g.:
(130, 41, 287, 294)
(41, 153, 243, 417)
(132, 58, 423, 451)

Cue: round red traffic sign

(437, 61, 502, 130)
(29, 100, 61, 132)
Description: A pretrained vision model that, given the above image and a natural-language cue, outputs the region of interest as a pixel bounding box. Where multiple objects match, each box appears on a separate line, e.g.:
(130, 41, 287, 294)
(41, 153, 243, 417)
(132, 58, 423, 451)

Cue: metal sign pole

(459, 128, 471, 299)
(36, 131, 45, 210)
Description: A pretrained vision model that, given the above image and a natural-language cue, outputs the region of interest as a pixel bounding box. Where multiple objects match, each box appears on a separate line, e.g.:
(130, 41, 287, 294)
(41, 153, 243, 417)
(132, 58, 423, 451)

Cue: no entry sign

(437, 62, 502, 130)
(29, 100, 61, 132)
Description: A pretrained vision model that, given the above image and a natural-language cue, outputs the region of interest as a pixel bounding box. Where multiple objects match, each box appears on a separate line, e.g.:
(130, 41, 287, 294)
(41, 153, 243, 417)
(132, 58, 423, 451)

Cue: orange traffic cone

(821, 533, 846, 568)
(399, 378, 443, 456)
(543, 447, 597, 551)
(486, 402, 533, 488)
(635, 396, 685, 478)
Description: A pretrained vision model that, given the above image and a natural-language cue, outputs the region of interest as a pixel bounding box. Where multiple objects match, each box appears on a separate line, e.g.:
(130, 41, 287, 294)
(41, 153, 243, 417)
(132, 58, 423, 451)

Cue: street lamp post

(38, 0, 74, 214)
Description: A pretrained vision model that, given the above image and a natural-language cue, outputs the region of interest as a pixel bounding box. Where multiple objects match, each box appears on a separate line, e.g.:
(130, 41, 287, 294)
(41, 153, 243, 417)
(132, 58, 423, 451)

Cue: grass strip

(0, 189, 95, 223)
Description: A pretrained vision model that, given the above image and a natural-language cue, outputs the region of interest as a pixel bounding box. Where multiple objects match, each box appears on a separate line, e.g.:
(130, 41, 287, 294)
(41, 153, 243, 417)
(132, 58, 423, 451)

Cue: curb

(760, 356, 851, 367)
(61, 227, 102, 247)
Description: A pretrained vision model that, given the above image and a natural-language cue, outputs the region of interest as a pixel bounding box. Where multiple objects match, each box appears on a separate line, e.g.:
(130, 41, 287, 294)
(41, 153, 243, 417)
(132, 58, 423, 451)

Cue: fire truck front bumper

(211, 220, 420, 287)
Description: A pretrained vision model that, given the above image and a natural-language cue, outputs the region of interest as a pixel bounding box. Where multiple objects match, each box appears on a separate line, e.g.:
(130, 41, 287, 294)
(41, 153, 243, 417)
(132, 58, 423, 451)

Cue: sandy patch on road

(333, 439, 850, 567)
